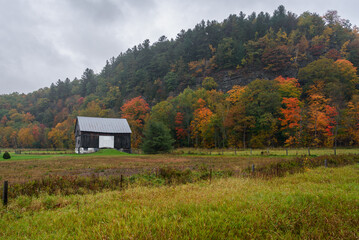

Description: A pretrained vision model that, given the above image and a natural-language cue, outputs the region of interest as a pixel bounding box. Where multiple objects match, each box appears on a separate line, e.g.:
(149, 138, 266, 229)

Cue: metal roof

(77, 116, 132, 134)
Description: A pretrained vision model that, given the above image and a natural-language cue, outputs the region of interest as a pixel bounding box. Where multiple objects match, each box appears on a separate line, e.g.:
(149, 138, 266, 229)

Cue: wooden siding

(81, 133, 99, 148)
(114, 133, 131, 149)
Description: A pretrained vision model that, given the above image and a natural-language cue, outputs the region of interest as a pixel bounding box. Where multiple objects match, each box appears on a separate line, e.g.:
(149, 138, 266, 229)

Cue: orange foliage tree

(18, 127, 35, 148)
(276, 76, 303, 146)
(279, 97, 302, 146)
(342, 98, 359, 145)
(0, 126, 16, 147)
(48, 118, 75, 149)
(334, 59, 359, 102)
(190, 99, 213, 147)
(224, 85, 254, 149)
(275, 76, 301, 99)
(121, 96, 150, 149)
(306, 82, 338, 146)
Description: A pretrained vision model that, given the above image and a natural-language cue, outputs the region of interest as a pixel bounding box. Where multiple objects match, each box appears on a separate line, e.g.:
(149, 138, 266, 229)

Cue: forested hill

(1, 5, 359, 149)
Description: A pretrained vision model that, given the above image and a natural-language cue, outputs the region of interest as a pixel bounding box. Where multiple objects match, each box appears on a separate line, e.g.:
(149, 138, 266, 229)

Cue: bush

(3, 151, 11, 159)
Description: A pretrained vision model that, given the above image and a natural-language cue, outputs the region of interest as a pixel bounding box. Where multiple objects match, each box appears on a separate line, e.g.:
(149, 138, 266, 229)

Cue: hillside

(0, 5, 359, 149)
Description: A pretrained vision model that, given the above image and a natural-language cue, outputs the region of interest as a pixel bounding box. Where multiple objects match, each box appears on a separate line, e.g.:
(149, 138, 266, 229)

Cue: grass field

(0, 165, 358, 239)
(0, 148, 358, 183)
(0, 152, 279, 183)
(0, 148, 358, 238)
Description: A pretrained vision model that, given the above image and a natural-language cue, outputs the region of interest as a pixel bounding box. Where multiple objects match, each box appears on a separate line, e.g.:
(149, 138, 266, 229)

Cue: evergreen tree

(80, 68, 96, 96)
(3, 151, 11, 159)
(142, 120, 175, 154)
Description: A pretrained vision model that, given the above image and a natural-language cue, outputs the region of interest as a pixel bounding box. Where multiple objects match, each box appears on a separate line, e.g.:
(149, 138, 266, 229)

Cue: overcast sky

(0, 0, 357, 95)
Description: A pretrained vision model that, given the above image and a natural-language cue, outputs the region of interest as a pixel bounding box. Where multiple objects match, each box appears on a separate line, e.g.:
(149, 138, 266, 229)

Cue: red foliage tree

(174, 112, 187, 141)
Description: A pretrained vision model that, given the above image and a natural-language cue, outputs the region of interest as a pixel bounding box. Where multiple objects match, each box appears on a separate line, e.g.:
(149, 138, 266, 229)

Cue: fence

(173, 147, 354, 157)
(0, 149, 74, 155)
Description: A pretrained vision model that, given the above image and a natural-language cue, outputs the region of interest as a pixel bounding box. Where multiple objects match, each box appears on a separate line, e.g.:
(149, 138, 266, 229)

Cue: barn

(75, 116, 132, 154)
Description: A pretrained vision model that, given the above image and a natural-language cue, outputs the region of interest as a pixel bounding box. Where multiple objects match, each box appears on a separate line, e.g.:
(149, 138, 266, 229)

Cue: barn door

(99, 136, 114, 148)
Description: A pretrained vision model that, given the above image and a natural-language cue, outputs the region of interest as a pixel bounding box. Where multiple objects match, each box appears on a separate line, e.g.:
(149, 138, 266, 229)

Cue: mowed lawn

(0, 165, 358, 239)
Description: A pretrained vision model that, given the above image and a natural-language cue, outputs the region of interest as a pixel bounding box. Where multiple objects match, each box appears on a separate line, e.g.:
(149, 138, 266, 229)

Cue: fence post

(250, 148, 252, 156)
(3, 181, 8, 206)
(120, 175, 123, 190)
(286, 148, 288, 156)
(276, 163, 279, 176)
(325, 159, 328, 168)
(252, 164, 255, 173)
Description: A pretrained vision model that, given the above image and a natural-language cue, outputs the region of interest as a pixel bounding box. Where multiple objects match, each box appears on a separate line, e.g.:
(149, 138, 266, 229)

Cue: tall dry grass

(0, 165, 358, 239)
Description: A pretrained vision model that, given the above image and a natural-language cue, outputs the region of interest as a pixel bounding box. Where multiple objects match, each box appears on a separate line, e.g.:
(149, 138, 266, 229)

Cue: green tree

(202, 77, 218, 90)
(348, 38, 359, 69)
(298, 58, 337, 94)
(215, 37, 238, 69)
(164, 71, 178, 92)
(297, 12, 325, 39)
(242, 79, 282, 147)
(142, 120, 175, 154)
(80, 68, 97, 97)
(151, 100, 175, 130)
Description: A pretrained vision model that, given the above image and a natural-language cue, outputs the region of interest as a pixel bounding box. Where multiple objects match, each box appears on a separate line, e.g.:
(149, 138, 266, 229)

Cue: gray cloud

(0, 0, 357, 94)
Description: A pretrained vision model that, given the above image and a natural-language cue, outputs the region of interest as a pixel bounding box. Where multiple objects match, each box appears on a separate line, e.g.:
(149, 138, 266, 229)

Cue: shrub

(3, 151, 11, 159)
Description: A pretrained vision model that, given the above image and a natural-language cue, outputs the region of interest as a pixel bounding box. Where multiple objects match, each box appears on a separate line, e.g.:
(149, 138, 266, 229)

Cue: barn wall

(78, 131, 131, 152)
(75, 136, 81, 148)
(81, 132, 99, 148)
(114, 133, 131, 150)
(75, 122, 81, 148)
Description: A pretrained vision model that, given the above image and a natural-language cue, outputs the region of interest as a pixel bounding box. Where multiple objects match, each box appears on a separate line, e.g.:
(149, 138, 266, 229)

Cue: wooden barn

(75, 116, 132, 154)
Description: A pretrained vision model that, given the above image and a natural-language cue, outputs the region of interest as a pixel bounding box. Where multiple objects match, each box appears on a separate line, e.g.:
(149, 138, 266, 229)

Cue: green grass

(1, 165, 358, 239)
(0, 154, 58, 161)
(0, 149, 135, 161)
(2, 147, 359, 163)
(91, 149, 132, 156)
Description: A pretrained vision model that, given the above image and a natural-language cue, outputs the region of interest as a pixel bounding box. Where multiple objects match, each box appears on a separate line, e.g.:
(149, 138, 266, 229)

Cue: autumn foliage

(121, 96, 150, 148)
